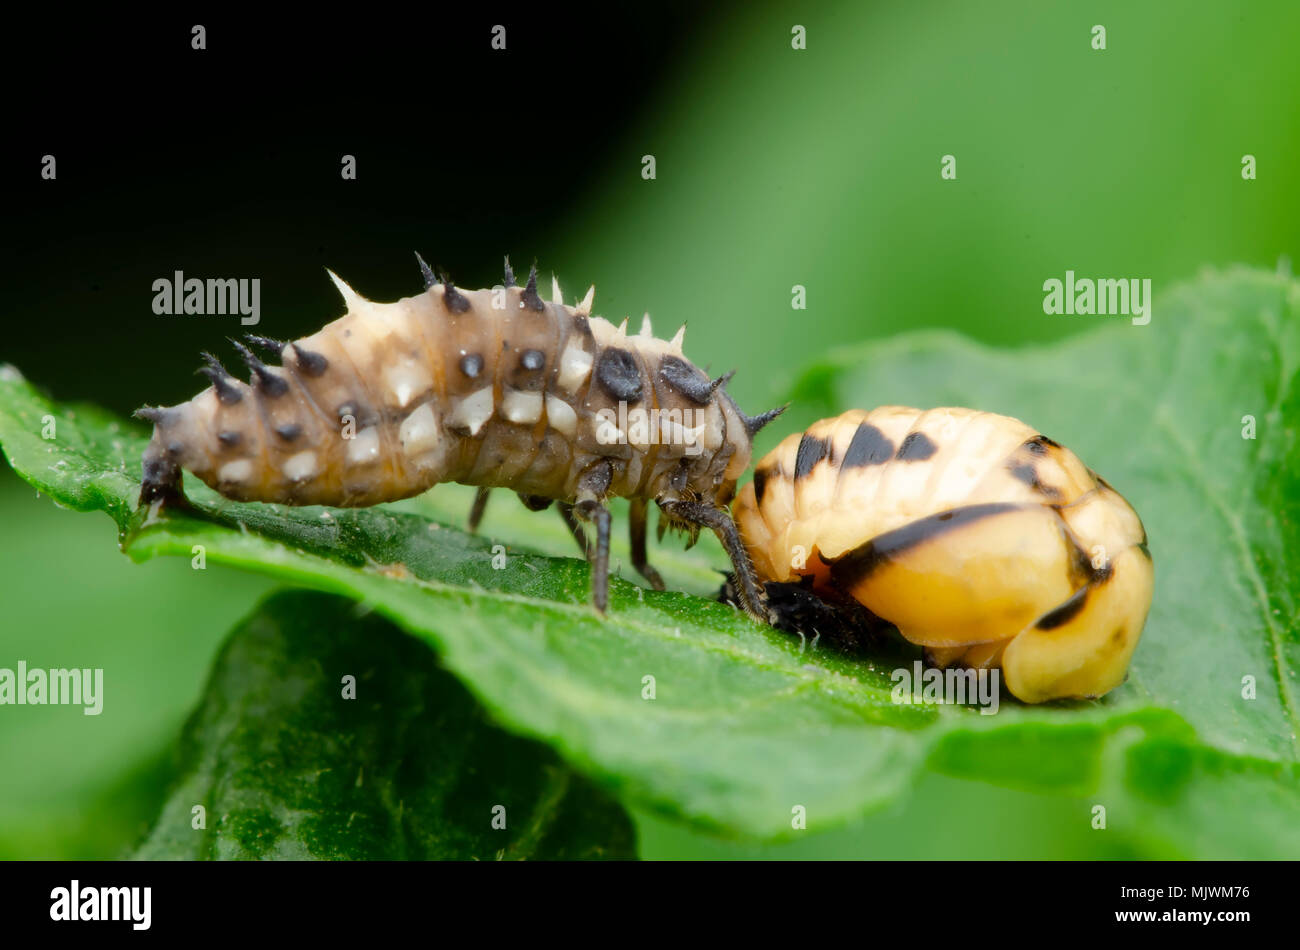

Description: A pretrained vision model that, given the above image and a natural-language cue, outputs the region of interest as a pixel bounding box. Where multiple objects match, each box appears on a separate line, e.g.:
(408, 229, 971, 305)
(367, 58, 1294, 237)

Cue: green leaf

(2, 267, 1298, 853)
(134, 589, 635, 860)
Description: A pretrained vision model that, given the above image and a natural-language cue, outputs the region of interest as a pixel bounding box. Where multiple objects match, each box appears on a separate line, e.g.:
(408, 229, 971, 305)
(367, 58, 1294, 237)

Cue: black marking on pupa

(596, 347, 643, 402)
(743, 404, 787, 437)
(199, 353, 243, 405)
(520, 265, 545, 312)
(231, 339, 290, 397)
(842, 423, 894, 468)
(794, 433, 831, 478)
(895, 431, 937, 462)
(1035, 585, 1089, 630)
(415, 251, 436, 290)
(291, 343, 329, 377)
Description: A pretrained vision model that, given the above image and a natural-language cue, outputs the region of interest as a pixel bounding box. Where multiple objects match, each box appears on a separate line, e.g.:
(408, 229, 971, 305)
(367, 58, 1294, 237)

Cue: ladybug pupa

(731, 407, 1154, 703)
(135, 258, 785, 619)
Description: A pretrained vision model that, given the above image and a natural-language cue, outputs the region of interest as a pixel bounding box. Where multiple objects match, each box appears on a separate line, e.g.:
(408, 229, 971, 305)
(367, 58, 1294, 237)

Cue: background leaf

(3, 268, 1297, 855)
(135, 589, 636, 860)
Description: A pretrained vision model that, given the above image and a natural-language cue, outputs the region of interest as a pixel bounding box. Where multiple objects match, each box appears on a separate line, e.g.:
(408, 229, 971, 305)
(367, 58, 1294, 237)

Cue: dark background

(3, 7, 711, 414)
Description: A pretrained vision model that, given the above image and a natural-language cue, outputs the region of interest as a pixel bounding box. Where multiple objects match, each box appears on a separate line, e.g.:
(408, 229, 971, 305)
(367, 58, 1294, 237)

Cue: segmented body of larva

(136, 258, 784, 617)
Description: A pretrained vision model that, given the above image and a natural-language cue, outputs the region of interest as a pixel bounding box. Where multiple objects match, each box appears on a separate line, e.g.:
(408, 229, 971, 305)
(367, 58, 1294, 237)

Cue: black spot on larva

(520, 266, 545, 312)
(842, 423, 893, 468)
(292, 343, 329, 377)
(336, 402, 366, 424)
(596, 347, 643, 402)
(752, 466, 771, 505)
(658, 355, 714, 405)
(459, 353, 484, 379)
(217, 430, 242, 448)
(1009, 461, 1062, 498)
(275, 422, 302, 441)
(167, 440, 184, 456)
(518, 493, 553, 512)
(794, 434, 831, 478)
(895, 431, 937, 462)
(199, 353, 242, 405)
(443, 282, 471, 314)
(830, 502, 1029, 586)
(1034, 586, 1090, 630)
(520, 349, 546, 372)
(571, 314, 593, 339)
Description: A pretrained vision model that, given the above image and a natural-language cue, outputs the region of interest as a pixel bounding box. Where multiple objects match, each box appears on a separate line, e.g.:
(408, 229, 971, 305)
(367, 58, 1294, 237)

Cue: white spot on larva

(384, 361, 431, 409)
(347, 426, 381, 464)
(449, 387, 495, 436)
(551, 275, 564, 304)
(326, 269, 369, 314)
(283, 451, 318, 482)
(219, 459, 254, 483)
(502, 390, 544, 425)
(545, 395, 577, 437)
(557, 343, 593, 390)
(399, 403, 441, 456)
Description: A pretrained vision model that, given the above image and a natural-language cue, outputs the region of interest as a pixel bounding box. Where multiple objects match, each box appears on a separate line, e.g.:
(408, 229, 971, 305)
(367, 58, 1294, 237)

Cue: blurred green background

(3, 1, 1298, 858)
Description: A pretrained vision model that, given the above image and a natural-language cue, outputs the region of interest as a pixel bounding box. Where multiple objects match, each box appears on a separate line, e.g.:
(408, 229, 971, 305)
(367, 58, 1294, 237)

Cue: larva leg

(557, 502, 590, 558)
(661, 500, 767, 623)
(467, 487, 492, 534)
(573, 461, 614, 613)
(628, 497, 666, 591)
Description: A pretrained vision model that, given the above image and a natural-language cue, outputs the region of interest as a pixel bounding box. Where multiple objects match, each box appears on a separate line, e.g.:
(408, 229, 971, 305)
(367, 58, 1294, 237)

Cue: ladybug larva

(731, 407, 1154, 703)
(134, 257, 785, 619)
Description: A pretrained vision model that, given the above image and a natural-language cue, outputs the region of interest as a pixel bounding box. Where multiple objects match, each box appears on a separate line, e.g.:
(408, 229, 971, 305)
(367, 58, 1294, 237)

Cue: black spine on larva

(199, 353, 242, 404)
(415, 251, 437, 290)
(520, 265, 545, 312)
(291, 343, 329, 377)
(503, 257, 516, 288)
(230, 339, 289, 397)
(443, 278, 471, 314)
